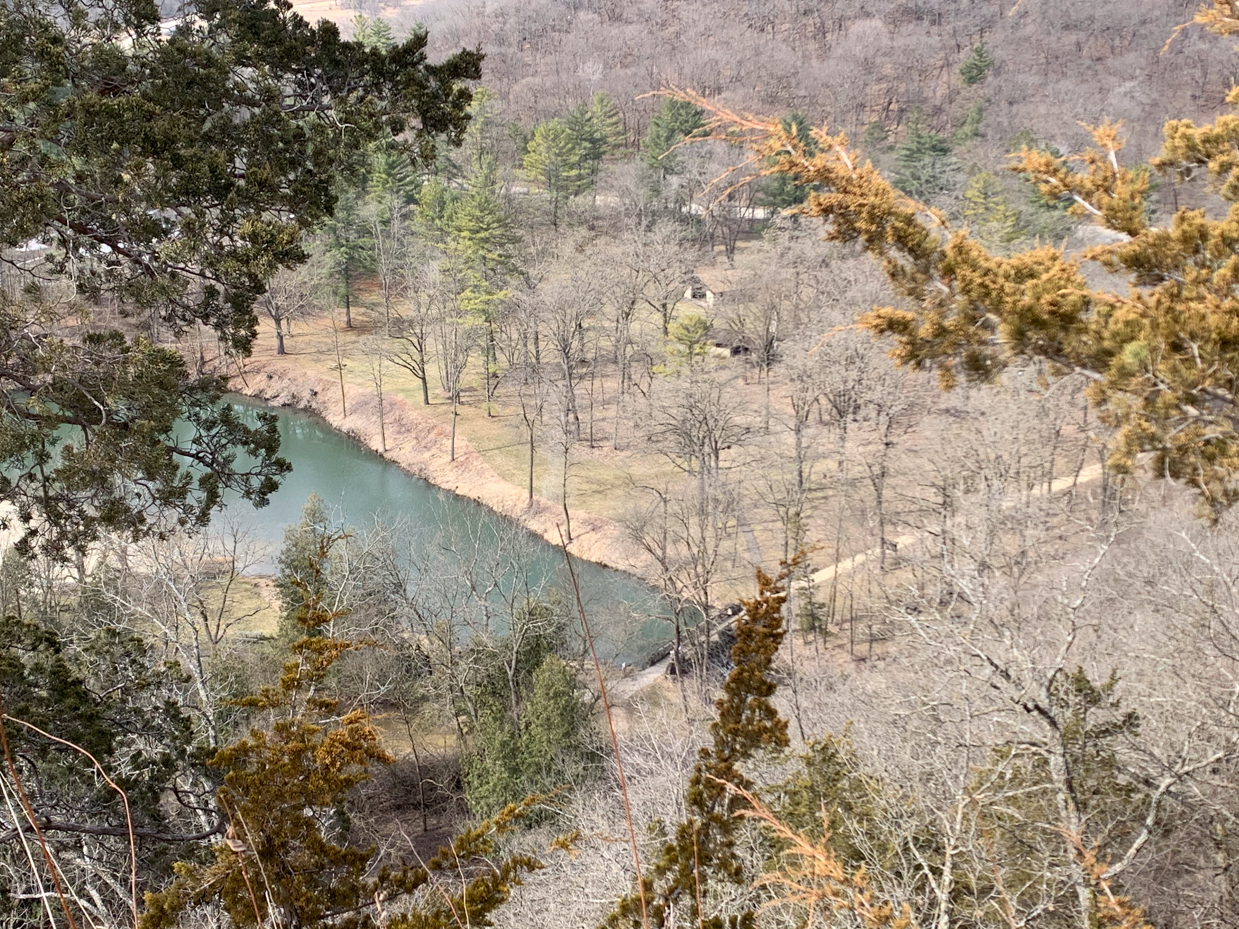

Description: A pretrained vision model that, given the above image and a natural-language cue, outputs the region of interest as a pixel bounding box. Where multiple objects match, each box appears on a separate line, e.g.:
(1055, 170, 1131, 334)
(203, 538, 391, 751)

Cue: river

(223, 397, 677, 665)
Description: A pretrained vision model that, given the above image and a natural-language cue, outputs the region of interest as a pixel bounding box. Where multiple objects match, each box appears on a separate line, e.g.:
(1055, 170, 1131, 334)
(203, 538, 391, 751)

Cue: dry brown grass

(215, 236, 1103, 619)
(229, 287, 830, 606)
(221, 576, 282, 637)
(227, 301, 664, 586)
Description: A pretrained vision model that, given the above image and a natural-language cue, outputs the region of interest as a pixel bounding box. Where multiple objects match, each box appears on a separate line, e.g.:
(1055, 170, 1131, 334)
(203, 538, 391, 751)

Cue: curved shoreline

(233, 354, 659, 587)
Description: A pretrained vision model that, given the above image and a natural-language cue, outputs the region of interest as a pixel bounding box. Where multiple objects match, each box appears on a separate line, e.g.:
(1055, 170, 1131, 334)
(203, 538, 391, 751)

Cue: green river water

(225, 398, 676, 665)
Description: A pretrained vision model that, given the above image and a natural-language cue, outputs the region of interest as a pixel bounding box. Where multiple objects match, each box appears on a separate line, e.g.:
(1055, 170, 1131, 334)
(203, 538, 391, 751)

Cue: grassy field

(226, 255, 916, 607)
(259, 299, 685, 523)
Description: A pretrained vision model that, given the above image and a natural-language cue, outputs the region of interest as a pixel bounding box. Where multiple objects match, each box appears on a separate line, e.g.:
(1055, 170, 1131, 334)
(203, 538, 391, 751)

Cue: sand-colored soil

(231, 330, 661, 585)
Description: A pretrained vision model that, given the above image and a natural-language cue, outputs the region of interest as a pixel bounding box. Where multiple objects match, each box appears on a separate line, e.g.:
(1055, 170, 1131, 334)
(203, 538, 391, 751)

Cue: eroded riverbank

(232, 352, 659, 587)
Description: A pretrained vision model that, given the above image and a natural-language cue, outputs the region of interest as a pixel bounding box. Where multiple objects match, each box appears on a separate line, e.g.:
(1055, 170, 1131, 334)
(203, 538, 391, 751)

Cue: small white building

(683, 275, 717, 308)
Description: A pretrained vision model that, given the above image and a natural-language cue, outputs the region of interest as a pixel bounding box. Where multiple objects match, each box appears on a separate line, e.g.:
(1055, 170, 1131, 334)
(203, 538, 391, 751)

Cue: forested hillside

(414, 0, 1233, 160)
(5, 1, 1239, 928)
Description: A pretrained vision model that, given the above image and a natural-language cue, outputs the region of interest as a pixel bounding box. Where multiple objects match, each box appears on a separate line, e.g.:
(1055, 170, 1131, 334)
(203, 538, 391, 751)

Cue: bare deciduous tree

(258, 258, 328, 356)
(362, 334, 389, 452)
(91, 523, 264, 748)
(390, 260, 439, 406)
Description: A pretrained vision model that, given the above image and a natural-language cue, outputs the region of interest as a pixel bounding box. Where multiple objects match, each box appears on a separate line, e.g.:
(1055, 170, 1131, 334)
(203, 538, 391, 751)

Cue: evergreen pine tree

(952, 101, 986, 145)
(450, 160, 518, 277)
(565, 102, 607, 188)
(960, 40, 995, 85)
(440, 156, 517, 416)
(669, 312, 713, 363)
(0, 614, 203, 922)
(460, 87, 502, 178)
(323, 183, 373, 328)
(588, 91, 627, 156)
(644, 97, 705, 178)
(415, 176, 460, 247)
(352, 14, 395, 51)
(893, 116, 958, 200)
(765, 111, 818, 208)
(463, 705, 526, 818)
(863, 120, 891, 153)
(962, 171, 1024, 247)
(771, 734, 896, 872)
(523, 119, 589, 226)
(366, 140, 422, 224)
(965, 670, 1149, 923)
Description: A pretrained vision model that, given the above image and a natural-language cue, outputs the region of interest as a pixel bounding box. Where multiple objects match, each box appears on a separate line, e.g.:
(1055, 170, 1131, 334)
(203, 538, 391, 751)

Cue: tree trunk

(561, 438, 572, 542)
(343, 266, 353, 328)
(565, 375, 581, 439)
(763, 375, 771, 434)
(672, 608, 683, 678)
(450, 390, 458, 462)
(485, 323, 496, 417)
(528, 425, 535, 506)
(409, 736, 429, 834)
(195, 324, 207, 374)
(588, 362, 596, 447)
(873, 462, 889, 570)
(784, 599, 807, 742)
(333, 317, 347, 417)
(274, 318, 286, 356)
(613, 389, 623, 451)
(1048, 746, 1097, 929)
(377, 390, 386, 452)
(420, 369, 430, 406)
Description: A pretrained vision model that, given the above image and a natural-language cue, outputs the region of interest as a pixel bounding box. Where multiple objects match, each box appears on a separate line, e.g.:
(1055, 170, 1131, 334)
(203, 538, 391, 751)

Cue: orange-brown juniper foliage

(1172, 2, 1239, 46)
(1072, 838, 1156, 929)
(657, 3, 1239, 518)
(725, 779, 916, 929)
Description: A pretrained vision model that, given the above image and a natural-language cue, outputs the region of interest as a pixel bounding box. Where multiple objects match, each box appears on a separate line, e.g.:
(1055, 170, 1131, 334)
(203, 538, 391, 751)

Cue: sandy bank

(233, 354, 659, 586)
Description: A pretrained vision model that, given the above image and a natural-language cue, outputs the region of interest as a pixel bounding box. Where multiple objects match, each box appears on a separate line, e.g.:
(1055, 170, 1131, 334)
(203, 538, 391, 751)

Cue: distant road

(803, 461, 1104, 589)
(611, 460, 1107, 704)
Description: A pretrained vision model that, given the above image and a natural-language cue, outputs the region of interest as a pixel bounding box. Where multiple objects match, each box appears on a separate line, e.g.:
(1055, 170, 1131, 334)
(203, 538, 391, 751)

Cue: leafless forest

(5, 1, 1239, 928)
(411, 0, 1230, 155)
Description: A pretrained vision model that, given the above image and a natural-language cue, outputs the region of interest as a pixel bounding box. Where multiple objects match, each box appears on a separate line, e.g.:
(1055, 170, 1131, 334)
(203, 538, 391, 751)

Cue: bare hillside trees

(417, 0, 1231, 171)
(259, 259, 328, 355)
(91, 525, 265, 748)
(389, 260, 439, 406)
(648, 372, 749, 483)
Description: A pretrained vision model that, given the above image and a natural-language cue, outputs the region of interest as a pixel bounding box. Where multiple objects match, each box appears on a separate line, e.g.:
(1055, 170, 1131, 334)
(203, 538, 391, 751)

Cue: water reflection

(222, 397, 679, 664)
